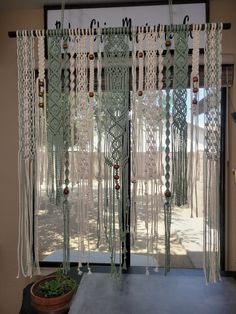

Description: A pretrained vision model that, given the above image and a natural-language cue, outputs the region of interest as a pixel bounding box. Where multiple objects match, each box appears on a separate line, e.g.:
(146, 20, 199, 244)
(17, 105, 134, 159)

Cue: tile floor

(69, 269, 236, 314)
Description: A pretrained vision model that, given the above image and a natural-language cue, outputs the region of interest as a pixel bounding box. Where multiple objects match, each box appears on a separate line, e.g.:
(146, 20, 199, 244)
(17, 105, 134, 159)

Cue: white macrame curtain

(16, 23, 223, 283)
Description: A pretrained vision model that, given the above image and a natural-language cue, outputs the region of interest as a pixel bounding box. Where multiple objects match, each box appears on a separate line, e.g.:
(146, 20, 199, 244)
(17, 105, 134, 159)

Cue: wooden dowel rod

(8, 23, 231, 38)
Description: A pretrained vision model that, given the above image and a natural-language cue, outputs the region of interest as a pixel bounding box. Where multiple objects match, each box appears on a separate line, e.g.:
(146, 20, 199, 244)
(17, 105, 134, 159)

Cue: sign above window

(45, 2, 208, 31)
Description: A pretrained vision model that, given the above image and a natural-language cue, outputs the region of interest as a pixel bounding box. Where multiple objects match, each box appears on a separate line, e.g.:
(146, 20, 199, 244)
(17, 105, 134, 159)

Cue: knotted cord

(204, 23, 222, 284)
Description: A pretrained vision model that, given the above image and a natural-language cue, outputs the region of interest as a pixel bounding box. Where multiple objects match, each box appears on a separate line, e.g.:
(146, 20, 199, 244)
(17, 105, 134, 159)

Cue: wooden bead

(193, 87, 199, 93)
(115, 184, 120, 190)
(165, 40, 171, 47)
(114, 175, 119, 180)
(63, 187, 69, 195)
(89, 91, 94, 98)
(138, 51, 144, 58)
(89, 54, 94, 60)
(63, 42, 68, 49)
(192, 98, 197, 105)
(39, 92, 44, 97)
(39, 103, 44, 108)
(138, 91, 143, 97)
(114, 164, 120, 170)
(164, 190, 171, 198)
(193, 76, 198, 83)
(39, 80, 44, 87)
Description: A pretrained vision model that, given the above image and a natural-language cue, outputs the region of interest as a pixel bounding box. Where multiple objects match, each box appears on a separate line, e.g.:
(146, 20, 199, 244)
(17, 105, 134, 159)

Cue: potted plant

(30, 269, 77, 314)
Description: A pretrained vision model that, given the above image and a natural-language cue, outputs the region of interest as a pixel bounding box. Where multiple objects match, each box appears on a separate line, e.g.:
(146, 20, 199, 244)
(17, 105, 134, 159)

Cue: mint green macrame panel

(204, 25, 222, 283)
(47, 34, 64, 205)
(172, 26, 188, 207)
(103, 28, 130, 275)
(47, 34, 71, 274)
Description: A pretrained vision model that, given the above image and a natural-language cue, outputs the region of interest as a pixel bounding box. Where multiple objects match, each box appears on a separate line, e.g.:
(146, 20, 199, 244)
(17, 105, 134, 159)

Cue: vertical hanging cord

(34, 29, 47, 275)
(189, 24, 200, 218)
(164, 27, 172, 275)
(61, 0, 65, 30)
(86, 28, 96, 275)
(75, 31, 90, 275)
(96, 27, 103, 249)
(144, 26, 161, 274)
(168, 0, 174, 25)
(154, 24, 165, 272)
(162, 0, 174, 276)
(131, 26, 138, 246)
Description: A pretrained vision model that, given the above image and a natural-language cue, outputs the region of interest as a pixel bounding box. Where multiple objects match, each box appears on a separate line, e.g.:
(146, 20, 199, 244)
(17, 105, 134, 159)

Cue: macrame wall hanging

(102, 28, 130, 275)
(16, 22, 224, 284)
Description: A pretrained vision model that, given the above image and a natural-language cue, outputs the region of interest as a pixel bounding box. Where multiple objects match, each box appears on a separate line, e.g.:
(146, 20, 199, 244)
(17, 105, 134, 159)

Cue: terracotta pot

(30, 275, 76, 314)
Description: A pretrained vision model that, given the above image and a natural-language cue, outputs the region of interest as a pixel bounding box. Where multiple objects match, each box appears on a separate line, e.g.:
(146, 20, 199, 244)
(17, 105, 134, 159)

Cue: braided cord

(164, 30, 172, 274)
(62, 35, 71, 274)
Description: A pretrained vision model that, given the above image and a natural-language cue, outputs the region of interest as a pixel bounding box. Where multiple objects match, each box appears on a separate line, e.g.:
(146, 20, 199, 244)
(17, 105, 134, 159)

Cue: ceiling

(0, 0, 159, 10)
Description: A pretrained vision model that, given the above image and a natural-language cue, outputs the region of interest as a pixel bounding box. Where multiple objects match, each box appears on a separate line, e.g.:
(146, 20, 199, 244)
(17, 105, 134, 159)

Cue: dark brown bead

(193, 87, 199, 93)
(114, 164, 120, 170)
(114, 174, 119, 180)
(115, 184, 120, 190)
(63, 42, 68, 49)
(138, 90, 143, 97)
(39, 103, 44, 108)
(164, 190, 171, 198)
(39, 80, 44, 87)
(192, 98, 197, 105)
(89, 54, 94, 60)
(89, 91, 94, 98)
(63, 187, 69, 195)
(165, 40, 171, 47)
(138, 51, 144, 58)
(39, 92, 44, 97)
(193, 76, 198, 83)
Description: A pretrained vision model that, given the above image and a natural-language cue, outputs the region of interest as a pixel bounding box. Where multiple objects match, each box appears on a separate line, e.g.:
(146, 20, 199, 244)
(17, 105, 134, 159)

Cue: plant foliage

(39, 270, 77, 298)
